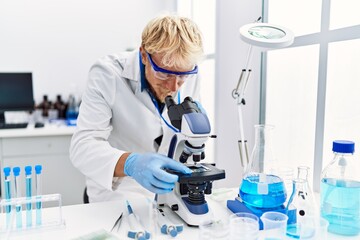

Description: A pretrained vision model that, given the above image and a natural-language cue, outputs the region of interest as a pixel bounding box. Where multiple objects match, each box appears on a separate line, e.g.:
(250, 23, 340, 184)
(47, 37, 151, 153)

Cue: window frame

(261, 0, 360, 191)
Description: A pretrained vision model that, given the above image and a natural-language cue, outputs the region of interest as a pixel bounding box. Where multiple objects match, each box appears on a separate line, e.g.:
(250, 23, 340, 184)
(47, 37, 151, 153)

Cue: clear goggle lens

(153, 70, 193, 81)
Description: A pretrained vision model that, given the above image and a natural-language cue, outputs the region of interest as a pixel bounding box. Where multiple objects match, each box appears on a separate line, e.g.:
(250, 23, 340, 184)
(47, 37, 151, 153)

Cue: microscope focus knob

(171, 204, 179, 211)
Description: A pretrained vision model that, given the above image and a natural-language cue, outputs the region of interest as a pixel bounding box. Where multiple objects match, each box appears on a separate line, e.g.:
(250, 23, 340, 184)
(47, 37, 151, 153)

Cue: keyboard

(0, 123, 28, 129)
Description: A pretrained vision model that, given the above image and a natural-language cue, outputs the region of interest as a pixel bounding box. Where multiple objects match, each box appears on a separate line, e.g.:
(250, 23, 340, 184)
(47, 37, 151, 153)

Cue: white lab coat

(70, 50, 201, 202)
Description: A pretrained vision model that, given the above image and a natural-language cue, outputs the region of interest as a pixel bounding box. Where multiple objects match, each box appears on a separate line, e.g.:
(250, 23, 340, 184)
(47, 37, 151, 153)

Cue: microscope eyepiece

(165, 95, 176, 108)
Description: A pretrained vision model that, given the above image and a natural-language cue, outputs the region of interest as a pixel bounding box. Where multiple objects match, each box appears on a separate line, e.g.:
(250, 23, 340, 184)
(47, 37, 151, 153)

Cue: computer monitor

(0, 73, 35, 125)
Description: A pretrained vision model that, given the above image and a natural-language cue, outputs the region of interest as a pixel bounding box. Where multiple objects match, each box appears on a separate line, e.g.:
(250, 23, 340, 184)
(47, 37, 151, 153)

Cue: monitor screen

(0, 73, 34, 111)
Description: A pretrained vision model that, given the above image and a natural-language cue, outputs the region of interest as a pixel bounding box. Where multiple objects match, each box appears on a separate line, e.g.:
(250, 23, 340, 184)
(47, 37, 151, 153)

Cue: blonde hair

(141, 14, 203, 69)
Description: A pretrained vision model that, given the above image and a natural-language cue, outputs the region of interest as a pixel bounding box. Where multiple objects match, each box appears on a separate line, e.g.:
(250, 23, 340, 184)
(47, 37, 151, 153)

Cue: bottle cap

(25, 166, 32, 175)
(332, 140, 355, 154)
(35, 165, 42, 174)
(13, 167, 21, 176)
(3, 167, 11, 177)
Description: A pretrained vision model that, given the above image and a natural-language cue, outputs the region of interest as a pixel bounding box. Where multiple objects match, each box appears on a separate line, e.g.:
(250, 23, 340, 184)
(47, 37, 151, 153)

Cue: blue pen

(25, 166, 33, 227)
(3, 167, 12, 226)
(35, 165, 42, 226)
(13, 167, 22, 228)
(126, 200, 151, 240)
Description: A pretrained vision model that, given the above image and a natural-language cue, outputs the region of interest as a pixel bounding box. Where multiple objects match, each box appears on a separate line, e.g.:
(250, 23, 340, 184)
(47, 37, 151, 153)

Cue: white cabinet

(0, 127, 85, 206)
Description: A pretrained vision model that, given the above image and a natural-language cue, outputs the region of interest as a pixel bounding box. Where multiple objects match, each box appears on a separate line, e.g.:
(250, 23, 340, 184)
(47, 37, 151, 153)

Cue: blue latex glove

(124, 153, 192, 194)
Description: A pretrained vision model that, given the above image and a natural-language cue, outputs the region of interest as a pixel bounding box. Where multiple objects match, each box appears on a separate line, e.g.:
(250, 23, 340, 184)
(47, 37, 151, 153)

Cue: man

(70, 14, 204, 202)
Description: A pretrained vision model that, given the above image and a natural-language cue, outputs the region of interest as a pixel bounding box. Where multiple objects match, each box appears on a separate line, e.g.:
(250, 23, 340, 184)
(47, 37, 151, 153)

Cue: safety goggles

(146, 52, 198, 81)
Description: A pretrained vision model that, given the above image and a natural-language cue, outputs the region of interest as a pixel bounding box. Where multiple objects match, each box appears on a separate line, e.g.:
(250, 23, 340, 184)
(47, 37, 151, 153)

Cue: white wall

(215, 0, 262, 188)
(0, 0, 176, 104)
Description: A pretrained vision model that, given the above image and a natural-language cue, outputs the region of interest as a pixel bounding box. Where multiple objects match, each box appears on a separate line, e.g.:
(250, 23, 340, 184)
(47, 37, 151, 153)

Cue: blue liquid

(5, 181, 11, 213)
(26, 177, 33, 227)
(66, 110, 78, 126)
(320, 178, 360, 236)
(240, 174, 286, 208)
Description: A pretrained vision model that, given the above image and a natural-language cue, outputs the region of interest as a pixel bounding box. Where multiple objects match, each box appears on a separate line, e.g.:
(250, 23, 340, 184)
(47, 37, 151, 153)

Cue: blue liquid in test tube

(25, 166, 33, 227)
(13, 167, 22, 229)
(35, 165, 42, 226)
(3, 167, 12, 226)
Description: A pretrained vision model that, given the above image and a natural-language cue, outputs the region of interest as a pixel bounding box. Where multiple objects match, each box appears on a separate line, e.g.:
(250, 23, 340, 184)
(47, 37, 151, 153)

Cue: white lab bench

(0, 124, 85, 206)
(0, 190, 357, 240)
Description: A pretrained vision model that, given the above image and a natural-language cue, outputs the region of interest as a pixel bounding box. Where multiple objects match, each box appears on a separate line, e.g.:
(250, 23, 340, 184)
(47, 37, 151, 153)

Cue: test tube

(35, 165, 42, 226)
(25, 166, 33, 227)
(13, 167, 22, 229)
(3, 167, 12, 226)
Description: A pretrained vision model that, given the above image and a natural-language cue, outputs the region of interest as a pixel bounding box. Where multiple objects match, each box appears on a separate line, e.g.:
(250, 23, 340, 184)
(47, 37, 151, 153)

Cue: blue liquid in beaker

(240, 174, 286, 208)
(320, 178, 360, 236)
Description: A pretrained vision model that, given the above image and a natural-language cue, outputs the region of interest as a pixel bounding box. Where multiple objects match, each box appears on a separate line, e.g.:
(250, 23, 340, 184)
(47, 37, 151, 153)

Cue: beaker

(229, 212, 259, 240)
(260, 211, 288, 240)
(240, 125, 287, 208)
(199, 218, 230, 240)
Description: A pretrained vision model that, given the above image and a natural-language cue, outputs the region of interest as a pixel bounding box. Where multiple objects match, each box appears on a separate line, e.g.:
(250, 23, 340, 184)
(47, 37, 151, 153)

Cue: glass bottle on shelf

(37, 95, 51, 117)
(66, 94, 79, 126)
(54, 95, 66, 119)
(320, 140, 359, 236)
(239, 124, 287, 208)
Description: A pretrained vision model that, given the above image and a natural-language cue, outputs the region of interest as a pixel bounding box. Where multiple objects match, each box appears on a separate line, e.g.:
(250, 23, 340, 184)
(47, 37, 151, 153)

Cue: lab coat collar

(120, 50, 149, 93)
(120, 50, 141, 84)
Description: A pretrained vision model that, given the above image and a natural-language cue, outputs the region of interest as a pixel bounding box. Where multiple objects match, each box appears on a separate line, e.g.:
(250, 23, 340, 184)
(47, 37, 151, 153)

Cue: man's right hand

(124, 153, 192, 194)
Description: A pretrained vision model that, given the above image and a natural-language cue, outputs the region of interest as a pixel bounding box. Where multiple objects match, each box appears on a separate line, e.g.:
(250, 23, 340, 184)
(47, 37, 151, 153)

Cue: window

(263, 0, 360, 191)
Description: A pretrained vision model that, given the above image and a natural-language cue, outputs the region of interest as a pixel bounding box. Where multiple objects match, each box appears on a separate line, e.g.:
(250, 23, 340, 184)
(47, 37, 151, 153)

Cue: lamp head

(239, 23, 294, 49)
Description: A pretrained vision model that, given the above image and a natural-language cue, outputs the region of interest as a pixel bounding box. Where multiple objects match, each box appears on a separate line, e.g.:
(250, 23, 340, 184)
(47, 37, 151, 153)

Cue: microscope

(157, 96, 225, 226)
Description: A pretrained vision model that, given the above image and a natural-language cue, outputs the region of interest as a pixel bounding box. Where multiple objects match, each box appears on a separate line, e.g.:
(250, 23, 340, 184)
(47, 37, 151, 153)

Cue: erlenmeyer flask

(288, 166, 317, 219)
(239, 125, 286, 208)
(286, 167, 319, 239)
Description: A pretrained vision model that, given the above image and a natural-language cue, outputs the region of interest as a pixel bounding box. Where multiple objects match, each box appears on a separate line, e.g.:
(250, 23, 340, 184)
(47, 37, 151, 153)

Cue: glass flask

(320, 140, 360, 236)
(286, 166, 318, 239)
(291, 166, 317, 217)
(239, 124, 286, 208)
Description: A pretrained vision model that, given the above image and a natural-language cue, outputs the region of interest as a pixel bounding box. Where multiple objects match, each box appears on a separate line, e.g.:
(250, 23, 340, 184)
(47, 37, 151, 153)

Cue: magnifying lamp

(239, 23, 294, 49)
(233, 19, 294, 168)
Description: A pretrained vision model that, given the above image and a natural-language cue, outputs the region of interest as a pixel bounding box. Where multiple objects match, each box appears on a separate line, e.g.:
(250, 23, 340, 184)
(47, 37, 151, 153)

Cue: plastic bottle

(320, 140, 360, 236)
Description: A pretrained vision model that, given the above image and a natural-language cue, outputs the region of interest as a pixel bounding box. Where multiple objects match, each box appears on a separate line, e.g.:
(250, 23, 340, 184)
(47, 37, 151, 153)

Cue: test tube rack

(0, 193, 65, 235)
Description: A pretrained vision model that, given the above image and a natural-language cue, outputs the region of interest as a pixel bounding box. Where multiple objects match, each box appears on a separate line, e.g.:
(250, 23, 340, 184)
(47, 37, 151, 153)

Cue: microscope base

(158, 192, 214, 226)
(227, 197, 296, 229)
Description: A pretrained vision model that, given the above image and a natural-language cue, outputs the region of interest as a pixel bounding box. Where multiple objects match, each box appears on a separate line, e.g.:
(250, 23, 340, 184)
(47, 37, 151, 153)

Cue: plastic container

(320, 140, 360, 236)
(260, 211, 288, 239)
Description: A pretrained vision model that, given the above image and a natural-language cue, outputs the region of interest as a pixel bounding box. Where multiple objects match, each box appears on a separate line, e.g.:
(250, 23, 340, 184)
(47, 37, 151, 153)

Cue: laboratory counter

(1, 189, 357, 240)
(0, 123, 75, 138)
(0, 124, 85, 206)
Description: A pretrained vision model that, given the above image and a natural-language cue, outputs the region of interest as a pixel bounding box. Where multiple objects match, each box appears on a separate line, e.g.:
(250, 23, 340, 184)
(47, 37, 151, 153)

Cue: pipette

(13, 167, 22, 228)
(3, 167, 12, 226)
(126, 200, 151, 240)
(25, 166, 33, 227)
(35, 165, 42, 226)
(157, 207, 183, 237)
